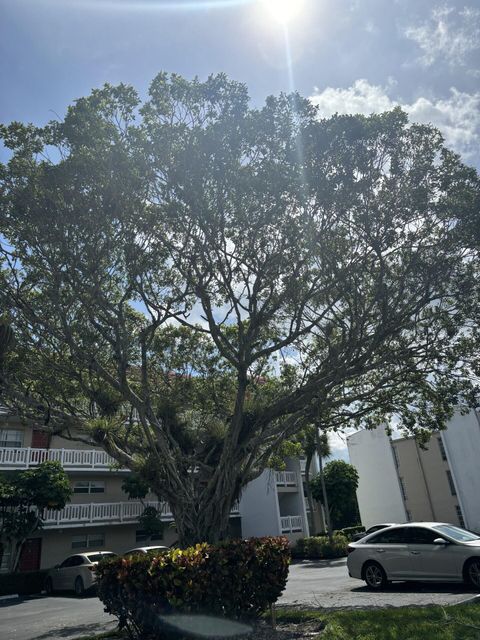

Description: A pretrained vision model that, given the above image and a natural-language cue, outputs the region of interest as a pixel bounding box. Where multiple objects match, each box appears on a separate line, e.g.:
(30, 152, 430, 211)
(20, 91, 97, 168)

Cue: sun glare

(261, 0, 305, 24)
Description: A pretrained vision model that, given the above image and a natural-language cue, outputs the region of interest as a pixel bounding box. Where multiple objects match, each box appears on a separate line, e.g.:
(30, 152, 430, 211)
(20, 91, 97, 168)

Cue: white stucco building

(347, 427, 407, 528)
(347, 409, 480, 532)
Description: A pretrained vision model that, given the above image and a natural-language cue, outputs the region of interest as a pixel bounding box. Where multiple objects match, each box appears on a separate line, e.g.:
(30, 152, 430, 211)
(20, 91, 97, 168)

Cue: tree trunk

(11, 539, 24, 573)
(157, 475, 239, 547)
(304, 451, 316, 535)
(315, 431, 333, 542)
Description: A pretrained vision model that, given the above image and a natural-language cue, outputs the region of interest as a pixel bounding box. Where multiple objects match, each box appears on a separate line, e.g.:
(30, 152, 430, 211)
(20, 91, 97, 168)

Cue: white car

(347, 522, 480, 590)
(45, 551, 116, 596)
(124, 545, 169, 557)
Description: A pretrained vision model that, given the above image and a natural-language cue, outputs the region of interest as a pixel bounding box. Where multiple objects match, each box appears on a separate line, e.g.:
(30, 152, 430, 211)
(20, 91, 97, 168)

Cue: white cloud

(311, 79, 395, 116)
(310, 80, 480, 164)
(328, 430, 351, 461)
(404, 5, 480, 70)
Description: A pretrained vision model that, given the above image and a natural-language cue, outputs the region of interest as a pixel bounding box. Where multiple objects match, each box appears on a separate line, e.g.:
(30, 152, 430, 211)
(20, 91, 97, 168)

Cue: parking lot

(280, 558, 478, 609)
(1, 558, 478, 640)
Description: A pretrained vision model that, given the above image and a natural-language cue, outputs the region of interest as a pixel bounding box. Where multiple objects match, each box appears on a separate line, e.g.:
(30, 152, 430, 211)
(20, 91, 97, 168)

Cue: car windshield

(87, 553, 117, 563)
(433, 525, 480, 542)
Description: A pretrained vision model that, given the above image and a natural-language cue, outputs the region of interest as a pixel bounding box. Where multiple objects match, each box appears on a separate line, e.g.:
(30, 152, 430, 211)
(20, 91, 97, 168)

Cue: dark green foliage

(12, 460, 72, 510)
(121, 475, 150, 501)
(310, 460, 360, 529)
(96, 537, 290, 638)
(0, 461, 71, 572)
(0, 321, 14, 364)
(137, 506, 164, 538)
(291, 533, 348, 560)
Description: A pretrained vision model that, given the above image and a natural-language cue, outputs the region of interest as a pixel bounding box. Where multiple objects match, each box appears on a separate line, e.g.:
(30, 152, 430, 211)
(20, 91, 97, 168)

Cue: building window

(72, 533, 105, 549)
(438, 437, 447, 461)
(0, 429, 24, 448)
(446, 470, 457, 496)
(73, 481, 105, 494)
(455, 505, 466, 528)
(136, 530, 163, 543)
(135, 530, 149, 543)
(399, 477, 407, 500)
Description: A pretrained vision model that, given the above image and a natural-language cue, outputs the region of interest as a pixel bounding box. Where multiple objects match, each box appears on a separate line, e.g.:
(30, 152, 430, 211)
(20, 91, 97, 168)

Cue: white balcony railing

(43, 501, 171, 528)
(42, 500, 241, 528)
(0, 447, 124, 471)
(275, 471, 298, 486)
(280, 515, 304, 533)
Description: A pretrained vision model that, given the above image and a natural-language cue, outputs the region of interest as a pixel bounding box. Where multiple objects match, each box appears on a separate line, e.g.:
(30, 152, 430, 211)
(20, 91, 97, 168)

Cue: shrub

(339, 525, 365, 540)
(96, 537, 290, 639)
(292, 533, 348, 560)
(0, 570, 48, 596)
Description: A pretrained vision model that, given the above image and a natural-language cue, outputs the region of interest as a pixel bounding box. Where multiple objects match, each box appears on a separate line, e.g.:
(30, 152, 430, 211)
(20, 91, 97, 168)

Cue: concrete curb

(454, 593, 480, 606)
(0, 593, 19, 602)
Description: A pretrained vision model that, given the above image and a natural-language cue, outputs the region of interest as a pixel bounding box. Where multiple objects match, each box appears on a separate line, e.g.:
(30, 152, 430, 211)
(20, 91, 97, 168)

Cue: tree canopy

(310, 459, 360, 530)
(0, 73, 479, 544)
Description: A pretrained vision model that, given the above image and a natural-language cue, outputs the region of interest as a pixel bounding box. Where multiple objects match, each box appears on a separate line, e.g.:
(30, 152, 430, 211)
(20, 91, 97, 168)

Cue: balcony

(0, 447, 126, 471)
(42, 500, 241, 529)
(275, 471, 298, 487)
(280, 515, 304, 534)
(43, 501, 170, 528)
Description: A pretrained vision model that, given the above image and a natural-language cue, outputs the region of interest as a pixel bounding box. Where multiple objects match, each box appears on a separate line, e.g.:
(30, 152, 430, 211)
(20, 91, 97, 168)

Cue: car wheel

(464, 558, 480, 589)
(74, 576, 85, 597)
(363, 561, 388, 590)
(44, 577, 54, 595)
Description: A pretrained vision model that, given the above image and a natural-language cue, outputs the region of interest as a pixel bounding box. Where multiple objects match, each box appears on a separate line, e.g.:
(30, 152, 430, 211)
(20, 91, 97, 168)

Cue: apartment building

(347, 409, 480, 532)
(240, 460, 309, 543)
(0, 412, 309, 572)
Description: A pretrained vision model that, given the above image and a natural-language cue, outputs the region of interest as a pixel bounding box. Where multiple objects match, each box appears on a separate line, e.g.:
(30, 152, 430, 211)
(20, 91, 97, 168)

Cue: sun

(261, 0, 305, 24)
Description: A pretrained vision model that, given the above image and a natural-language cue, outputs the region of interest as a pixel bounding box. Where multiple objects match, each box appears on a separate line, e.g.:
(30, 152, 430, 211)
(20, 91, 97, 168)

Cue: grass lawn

(275, 601, 480, 639)
(76, 602, 480, 640)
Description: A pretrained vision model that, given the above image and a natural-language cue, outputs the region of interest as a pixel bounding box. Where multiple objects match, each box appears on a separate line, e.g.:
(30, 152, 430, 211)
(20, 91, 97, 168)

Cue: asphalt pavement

(279, 558, 478, 609)
(0, 593, 116, 640)
(1, 558, 478, 640)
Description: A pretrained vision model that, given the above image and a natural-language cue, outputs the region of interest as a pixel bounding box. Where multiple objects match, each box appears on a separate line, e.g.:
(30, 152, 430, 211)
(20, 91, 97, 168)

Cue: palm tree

(315, 430, 333, 541)
(301, 426, 332, 538)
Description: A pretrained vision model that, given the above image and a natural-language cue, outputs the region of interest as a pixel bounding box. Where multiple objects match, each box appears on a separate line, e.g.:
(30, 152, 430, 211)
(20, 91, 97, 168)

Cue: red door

(18, 538, 42, 572)
(31, 429, 50, 448)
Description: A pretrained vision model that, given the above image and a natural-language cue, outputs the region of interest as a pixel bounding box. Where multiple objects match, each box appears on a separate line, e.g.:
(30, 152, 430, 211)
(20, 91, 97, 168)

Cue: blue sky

(2, 0, 479, 172)
(1, 0, 479, 458)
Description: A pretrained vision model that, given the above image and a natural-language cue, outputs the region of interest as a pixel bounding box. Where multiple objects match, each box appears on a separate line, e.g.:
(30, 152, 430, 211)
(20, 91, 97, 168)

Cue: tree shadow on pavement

(34, 621, 116, 639)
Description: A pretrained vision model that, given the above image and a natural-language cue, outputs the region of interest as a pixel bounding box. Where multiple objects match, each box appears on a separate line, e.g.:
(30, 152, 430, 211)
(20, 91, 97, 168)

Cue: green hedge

(337, 526, 365, 540)
(96, 537, 290, 639)
(0, 570, 48, 596)
(291, 533, 348, 559)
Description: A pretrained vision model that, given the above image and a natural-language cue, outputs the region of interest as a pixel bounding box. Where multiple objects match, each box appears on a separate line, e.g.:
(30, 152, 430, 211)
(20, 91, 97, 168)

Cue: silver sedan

(347, 522, 480, 590)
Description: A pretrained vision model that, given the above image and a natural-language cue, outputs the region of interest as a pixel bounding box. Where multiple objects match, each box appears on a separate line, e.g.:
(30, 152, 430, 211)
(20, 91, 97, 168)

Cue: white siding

(239, 470, 281, 538)
(347, 427, 407, 528)
(441, 410, 480, 532)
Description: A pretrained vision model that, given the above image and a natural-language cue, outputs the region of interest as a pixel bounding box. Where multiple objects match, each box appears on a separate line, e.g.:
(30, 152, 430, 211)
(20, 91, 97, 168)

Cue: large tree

(0, 74, 479, 545)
